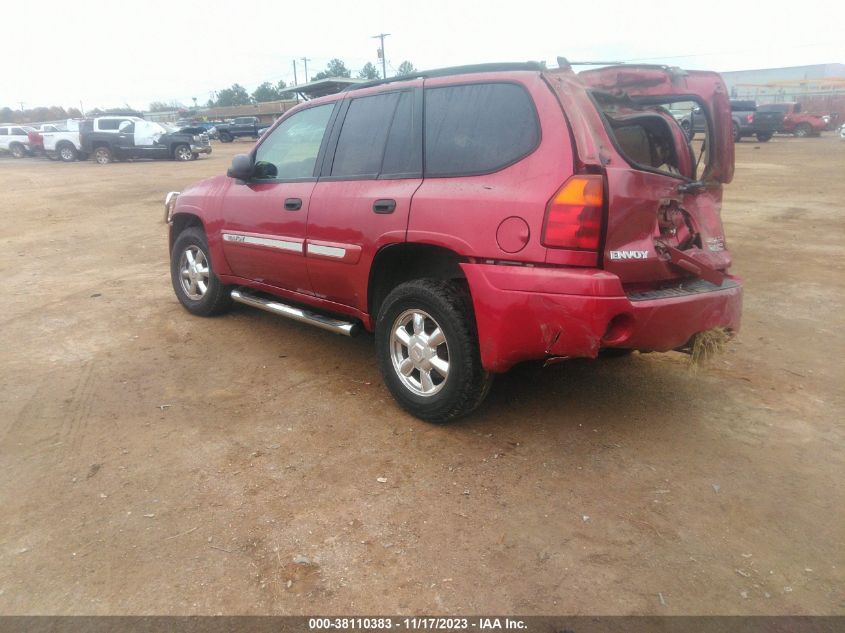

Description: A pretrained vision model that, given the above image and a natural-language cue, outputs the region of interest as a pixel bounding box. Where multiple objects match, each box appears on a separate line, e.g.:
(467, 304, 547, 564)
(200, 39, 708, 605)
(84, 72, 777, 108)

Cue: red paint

(170, 63, 743, 372)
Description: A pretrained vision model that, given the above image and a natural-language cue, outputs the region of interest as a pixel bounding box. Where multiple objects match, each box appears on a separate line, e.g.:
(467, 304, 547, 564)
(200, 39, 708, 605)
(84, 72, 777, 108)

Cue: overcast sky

(2, 0, 842, 111)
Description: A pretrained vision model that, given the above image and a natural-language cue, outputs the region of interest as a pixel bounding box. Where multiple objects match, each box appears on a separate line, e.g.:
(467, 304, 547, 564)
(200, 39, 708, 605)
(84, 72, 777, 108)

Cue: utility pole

(372, 33, 390, 79)
(18, 101, 25, 112)
(301, 57, 311, 82)
(292, 59, 298, 86)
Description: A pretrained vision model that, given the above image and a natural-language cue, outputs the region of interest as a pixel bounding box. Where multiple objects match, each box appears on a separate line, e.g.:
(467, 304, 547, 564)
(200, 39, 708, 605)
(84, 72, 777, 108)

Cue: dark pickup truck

(214, 117, 270, 143)
(80, 117, 212, 164)
(681, 100, 783, 143)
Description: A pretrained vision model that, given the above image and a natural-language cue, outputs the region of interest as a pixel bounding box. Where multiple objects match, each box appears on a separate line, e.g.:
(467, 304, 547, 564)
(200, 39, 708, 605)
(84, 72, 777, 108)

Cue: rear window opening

(591, 93, 711, 181)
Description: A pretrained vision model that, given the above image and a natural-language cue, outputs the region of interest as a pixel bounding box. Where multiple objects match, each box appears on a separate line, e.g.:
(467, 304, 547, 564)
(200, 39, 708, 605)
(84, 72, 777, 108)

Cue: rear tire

(170, 227, 233, 317)
(10, 143, 25, 159)
(375, 279, 492, 423)
(755, 132, 773, 142)
(732, 122, 741, 143)
(94, 146, 113, 164)
(794, 123, 812, 137)
(681, 120, 693, 140)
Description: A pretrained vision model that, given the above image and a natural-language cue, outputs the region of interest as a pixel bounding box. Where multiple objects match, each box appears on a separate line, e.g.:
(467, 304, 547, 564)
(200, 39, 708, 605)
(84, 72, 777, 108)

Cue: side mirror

(227, 153, 254, 181)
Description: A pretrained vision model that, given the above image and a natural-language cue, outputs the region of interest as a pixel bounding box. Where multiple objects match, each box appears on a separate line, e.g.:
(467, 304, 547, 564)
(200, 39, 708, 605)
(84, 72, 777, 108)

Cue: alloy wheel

(178, 245, 210, 300)
(390, 309, 450, 396)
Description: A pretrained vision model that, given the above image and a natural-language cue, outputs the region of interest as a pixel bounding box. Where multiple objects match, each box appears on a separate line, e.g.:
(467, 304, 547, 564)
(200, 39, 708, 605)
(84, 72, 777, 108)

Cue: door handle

(284, 198, 302, 211)
(373, 199, 396, 214)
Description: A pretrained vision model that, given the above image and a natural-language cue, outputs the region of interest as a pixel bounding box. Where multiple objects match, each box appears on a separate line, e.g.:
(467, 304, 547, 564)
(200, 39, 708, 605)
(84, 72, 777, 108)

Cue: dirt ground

(0, 134, 843, 616)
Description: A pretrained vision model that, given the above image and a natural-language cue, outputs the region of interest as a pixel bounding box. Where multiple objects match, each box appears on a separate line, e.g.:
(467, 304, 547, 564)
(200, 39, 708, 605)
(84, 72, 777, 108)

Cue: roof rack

(345, 61, 544, 92)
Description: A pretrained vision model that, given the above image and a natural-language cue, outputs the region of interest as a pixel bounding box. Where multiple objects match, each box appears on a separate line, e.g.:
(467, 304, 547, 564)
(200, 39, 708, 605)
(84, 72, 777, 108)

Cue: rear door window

(328, 90, 420, 179)
(331, 92, 399, 178)
(423, 83, 539, 177)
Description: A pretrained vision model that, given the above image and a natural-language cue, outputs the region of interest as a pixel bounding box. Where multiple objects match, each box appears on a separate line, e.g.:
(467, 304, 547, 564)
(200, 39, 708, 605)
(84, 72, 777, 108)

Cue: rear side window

(97, 119, 125, 130)
(331, 92, 399, 178)
(424, 83, 539, 177)
(0, 128, 8, 135)
(11, 127, 27, 136)
(329, 91, 420, 179)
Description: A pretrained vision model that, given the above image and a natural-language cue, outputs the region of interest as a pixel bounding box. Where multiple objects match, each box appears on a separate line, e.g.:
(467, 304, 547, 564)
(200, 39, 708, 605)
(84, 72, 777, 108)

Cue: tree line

(1, 59, 419, 120)
(206, 59, 417, 107)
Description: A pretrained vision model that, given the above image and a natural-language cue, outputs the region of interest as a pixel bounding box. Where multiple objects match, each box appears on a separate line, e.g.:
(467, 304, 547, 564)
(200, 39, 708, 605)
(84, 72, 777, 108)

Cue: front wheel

(219, 132, 233, 143)
(170, 227, 232, 316)
(756, 132, 773, 142)
(94, 146, 112, 164)
(375, 279, 492, 422)
(173, 144, 193, 161)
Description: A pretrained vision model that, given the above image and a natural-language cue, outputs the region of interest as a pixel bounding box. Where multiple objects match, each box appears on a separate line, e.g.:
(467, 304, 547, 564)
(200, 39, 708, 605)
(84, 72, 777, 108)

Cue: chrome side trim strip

(230, 289, 359, 337)
(307, 243, 346, 258)
(223, 233, 302, 253)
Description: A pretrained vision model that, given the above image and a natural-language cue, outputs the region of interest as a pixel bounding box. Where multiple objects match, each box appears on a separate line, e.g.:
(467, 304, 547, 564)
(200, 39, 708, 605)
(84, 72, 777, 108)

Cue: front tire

(94, 146, 112, 164)
(756, 132, 773, 142)
(375, 279, 492, 423)
(173, 144, 193, 161)
(219, 132, 233, 143)
(170, 227, 233, 316)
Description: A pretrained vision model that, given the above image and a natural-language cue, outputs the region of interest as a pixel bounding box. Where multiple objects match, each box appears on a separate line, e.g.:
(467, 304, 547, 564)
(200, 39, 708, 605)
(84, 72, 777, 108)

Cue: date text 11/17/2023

(307, 617, 527, 630)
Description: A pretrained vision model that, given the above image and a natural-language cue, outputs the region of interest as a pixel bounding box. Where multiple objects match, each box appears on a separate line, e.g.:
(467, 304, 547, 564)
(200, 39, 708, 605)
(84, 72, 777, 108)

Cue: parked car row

(673, 100, 830, 142)
(1, 116, 213, 163)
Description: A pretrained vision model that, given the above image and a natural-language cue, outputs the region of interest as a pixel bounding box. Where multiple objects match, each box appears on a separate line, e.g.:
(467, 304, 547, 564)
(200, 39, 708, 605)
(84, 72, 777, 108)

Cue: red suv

(166, 61, 742, 422)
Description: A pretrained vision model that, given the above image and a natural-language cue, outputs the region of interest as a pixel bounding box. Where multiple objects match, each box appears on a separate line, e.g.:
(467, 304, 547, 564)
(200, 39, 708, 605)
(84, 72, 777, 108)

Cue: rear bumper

(461, 263, 743, 372)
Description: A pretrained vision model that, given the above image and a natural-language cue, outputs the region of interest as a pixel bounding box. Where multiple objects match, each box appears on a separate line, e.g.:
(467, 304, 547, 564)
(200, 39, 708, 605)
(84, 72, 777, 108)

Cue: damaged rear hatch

(574, 65, 737, 291)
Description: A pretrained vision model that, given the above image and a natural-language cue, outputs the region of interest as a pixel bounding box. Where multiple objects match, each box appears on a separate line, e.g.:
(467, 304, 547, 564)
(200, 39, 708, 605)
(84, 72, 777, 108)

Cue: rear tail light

(541, 175, 605, 250)
(746, 114, 754, 123)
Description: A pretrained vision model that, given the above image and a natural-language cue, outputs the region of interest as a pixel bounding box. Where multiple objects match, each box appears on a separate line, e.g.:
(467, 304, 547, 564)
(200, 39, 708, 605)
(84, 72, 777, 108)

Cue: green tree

(214, 84, 252, 107)
(396, 61, 417, 77)
(358, 62, 380, 80)
(312, 58, 351, 81)
(252, 82, 280, 103)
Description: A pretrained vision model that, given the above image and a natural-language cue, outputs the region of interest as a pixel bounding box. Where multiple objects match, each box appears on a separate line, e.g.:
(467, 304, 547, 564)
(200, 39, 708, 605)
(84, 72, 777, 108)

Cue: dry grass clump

(688, 327, 732, 371)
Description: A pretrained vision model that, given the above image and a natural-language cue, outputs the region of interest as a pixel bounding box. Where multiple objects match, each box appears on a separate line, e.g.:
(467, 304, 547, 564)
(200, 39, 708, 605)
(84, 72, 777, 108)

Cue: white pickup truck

(0, 124, 37, 158)
(39, 119, 88, 162)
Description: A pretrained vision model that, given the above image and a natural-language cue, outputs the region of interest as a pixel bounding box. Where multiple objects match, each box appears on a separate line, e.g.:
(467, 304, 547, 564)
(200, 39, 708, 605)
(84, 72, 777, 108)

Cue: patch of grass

(688, 327, 731, 371)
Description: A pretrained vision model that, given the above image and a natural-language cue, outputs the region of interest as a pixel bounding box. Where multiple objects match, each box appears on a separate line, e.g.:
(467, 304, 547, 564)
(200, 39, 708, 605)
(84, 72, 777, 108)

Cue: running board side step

(230, 289, 360, 337)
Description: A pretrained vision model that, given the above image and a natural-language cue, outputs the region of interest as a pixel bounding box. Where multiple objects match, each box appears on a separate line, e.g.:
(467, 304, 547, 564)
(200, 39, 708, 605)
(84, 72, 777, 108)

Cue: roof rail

(345, 61, 545, 92)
